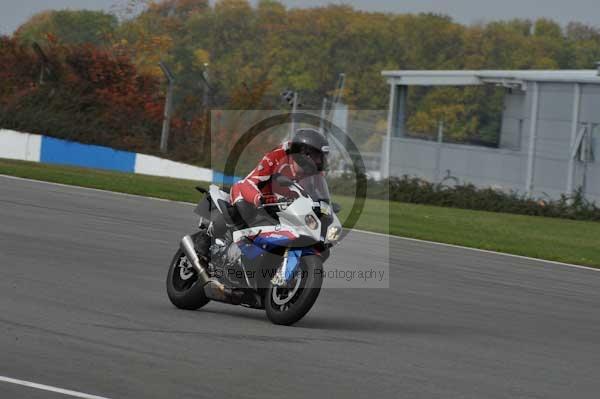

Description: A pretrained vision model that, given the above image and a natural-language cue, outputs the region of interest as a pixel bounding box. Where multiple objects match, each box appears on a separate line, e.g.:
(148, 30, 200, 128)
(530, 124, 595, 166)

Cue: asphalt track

(1, 175, 600, 399)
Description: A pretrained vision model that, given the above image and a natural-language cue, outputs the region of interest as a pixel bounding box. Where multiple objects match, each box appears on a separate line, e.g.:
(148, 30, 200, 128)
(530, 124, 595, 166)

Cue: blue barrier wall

(40, 136, 136, 173)
(37, 134, 243, 182)
(212, 171, 242, 186)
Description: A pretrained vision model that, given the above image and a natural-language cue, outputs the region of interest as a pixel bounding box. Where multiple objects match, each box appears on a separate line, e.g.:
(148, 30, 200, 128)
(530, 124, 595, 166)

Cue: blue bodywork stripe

(239, 234, 292, 259)
(238, 234, 317, 282)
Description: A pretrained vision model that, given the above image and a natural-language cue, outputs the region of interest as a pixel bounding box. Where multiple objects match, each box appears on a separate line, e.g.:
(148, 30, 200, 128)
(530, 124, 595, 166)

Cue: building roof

(382, 70, 600, 86)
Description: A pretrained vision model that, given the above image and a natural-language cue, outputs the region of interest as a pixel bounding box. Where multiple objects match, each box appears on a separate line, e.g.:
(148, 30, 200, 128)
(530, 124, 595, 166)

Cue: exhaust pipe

(204, 280, 243, 305)
(180, 235, 210, 286)
(180, 235, 243, 305)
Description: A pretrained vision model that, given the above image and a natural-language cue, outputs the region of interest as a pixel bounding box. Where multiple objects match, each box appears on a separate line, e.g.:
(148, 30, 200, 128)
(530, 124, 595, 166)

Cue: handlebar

(258, 199, 295, 209)
(258, 199, 328, 210)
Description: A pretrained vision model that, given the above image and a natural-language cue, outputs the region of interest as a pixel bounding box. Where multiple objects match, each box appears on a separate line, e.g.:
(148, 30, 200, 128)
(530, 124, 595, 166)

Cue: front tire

(166, 249, 210, 310)
(265, 255, 324, 326)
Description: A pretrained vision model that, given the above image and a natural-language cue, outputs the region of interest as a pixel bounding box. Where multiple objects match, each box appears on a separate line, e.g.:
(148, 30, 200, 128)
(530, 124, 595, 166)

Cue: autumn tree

(14, 10, 118, 46)
(5, 0, 600, 164)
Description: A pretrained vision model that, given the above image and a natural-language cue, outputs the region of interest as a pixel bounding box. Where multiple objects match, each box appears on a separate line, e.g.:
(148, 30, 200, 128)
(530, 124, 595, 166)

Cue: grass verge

(2, 158, 599, 268)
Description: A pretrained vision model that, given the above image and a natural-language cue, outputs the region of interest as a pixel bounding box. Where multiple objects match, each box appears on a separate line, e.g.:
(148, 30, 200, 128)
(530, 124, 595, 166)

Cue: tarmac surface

(1, 175, 600, 398)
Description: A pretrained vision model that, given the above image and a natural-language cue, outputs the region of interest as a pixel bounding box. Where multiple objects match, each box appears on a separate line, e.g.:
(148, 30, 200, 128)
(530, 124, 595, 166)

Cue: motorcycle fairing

(235, 228, 298, 260)
(234, 226, 319, 281)
(208, 184, 231, 213)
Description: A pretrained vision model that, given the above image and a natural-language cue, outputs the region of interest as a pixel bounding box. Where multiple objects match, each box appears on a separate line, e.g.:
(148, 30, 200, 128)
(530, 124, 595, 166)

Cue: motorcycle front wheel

(166, 249, 210, 310)
(265, 255, 324, 326)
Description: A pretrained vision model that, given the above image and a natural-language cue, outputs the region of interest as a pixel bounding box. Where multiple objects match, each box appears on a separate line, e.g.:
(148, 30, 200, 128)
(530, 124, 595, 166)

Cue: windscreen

(297, 174, 331, 203)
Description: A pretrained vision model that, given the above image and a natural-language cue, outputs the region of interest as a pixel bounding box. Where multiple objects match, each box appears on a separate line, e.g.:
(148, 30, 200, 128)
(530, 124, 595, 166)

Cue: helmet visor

(305, 147, 328, 172)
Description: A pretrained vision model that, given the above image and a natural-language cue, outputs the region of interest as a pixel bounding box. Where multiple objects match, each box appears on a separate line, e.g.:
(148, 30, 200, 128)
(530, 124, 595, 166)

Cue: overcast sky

(1, 0, 599, 35)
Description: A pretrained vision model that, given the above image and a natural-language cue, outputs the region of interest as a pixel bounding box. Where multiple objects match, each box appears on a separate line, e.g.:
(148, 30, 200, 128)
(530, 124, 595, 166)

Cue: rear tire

(265, 255, 323, 326)
(166, 249, 210, 310)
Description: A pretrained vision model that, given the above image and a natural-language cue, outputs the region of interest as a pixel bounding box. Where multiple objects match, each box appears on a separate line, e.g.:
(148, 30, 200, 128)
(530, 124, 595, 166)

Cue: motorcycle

(166, 174, 343, 325)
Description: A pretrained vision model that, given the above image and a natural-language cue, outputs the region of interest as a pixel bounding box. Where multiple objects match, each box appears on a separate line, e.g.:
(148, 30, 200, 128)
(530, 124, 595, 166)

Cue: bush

(328, 174, 600, 222)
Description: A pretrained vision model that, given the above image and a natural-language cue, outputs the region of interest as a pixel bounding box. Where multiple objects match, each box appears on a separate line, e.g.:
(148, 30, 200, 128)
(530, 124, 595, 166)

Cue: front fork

(272, 248, 313, 286)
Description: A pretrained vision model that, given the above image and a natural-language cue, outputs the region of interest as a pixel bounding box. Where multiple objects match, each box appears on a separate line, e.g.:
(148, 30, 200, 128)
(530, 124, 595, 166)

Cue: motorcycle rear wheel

(166, 249, 210, 310)
(265, 255, 323, 326)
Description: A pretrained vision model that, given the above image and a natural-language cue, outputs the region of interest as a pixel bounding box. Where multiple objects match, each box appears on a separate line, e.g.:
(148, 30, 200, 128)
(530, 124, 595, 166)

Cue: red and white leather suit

(230, 143, 299, 206)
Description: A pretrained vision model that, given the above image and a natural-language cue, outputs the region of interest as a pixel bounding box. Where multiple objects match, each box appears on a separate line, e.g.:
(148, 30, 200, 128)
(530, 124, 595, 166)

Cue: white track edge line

(0, 376, 112, 399)
(2, 173, 598, 273)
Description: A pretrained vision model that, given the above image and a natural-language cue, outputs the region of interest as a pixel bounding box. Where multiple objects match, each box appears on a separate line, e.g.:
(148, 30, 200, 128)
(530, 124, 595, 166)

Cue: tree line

(3, 0, 600, 167)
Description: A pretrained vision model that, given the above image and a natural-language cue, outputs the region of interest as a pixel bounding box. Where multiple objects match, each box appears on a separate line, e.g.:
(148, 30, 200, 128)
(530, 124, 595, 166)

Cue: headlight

(326, 226, 342, 241)
(305, 215, 319, 230)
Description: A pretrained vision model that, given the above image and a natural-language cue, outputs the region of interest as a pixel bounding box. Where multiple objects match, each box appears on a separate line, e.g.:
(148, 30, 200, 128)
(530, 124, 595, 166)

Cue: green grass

(0, 158, 210, 202)
(2, 158, 600, 267)
(335, 196, 600, 267)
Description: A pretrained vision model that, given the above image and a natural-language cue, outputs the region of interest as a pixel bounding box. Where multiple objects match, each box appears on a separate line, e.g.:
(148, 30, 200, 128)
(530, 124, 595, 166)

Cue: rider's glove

(262, 194, 279, 204)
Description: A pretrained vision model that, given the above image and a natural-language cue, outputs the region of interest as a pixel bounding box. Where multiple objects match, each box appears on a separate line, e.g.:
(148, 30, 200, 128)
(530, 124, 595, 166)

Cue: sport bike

(166, 174, 342, 325)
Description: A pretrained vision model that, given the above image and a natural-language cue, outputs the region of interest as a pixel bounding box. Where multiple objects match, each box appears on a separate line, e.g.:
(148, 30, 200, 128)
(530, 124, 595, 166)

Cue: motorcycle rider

(228, 128, 329, 287)
(230, 127, 330, 227)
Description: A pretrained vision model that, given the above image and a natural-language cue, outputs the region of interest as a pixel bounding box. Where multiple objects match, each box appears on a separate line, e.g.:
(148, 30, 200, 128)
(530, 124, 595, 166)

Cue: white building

(381, 69, 600, 201)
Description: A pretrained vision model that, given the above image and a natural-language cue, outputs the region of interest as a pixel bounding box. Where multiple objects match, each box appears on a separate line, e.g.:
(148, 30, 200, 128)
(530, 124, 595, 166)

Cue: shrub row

(328, 174, 600, 222)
